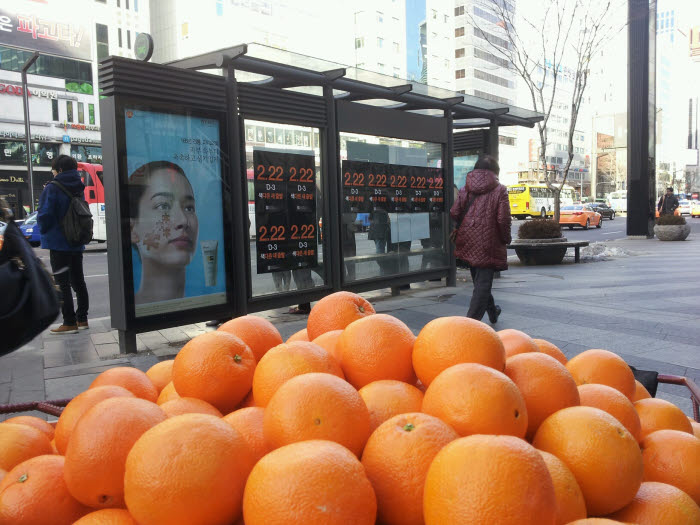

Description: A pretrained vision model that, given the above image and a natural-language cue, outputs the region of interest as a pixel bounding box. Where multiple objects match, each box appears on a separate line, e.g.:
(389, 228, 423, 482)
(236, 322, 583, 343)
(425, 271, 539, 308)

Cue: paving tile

(90, 332, 117, 345)
(95, 343, 121, 360)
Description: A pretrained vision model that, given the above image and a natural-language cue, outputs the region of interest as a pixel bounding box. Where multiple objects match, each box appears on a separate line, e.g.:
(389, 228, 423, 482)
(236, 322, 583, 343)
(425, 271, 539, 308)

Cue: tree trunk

(553, 190, 561, 223)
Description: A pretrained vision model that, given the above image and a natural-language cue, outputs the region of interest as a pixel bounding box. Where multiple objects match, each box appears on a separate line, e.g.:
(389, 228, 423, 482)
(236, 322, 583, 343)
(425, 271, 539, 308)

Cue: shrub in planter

(654, 214, 690, 241)
(517, 219, 563, 240)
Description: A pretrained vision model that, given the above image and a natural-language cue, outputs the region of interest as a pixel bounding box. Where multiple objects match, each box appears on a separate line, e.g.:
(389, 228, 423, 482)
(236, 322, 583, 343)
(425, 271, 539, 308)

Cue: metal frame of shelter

(99, 43, 543, 353)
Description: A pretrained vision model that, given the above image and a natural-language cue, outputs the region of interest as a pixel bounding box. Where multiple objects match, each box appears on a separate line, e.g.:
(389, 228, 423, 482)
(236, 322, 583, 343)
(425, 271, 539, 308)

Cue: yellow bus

(507, 184, 575, 219)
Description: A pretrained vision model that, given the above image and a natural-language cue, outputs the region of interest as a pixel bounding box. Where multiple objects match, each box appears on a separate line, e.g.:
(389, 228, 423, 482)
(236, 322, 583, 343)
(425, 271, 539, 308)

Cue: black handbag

(0, 217, 60, 356)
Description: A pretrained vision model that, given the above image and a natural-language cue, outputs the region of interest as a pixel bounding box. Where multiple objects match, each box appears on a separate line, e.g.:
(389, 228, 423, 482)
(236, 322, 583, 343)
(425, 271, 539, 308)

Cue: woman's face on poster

(131, 168, 199, 267)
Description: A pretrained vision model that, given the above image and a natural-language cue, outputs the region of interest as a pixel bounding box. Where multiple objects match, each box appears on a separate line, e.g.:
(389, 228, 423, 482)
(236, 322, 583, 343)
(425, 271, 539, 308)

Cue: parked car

(677, 200, 692, 216)
(559, 205, 602, 230)
(19, 211, 41, 247)
(691, 201, 700, 218)
(585, 202, 616, 220)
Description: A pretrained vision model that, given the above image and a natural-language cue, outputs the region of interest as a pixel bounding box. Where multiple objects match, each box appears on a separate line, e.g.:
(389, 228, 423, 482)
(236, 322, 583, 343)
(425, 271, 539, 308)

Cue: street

(34, 216, 700, 322)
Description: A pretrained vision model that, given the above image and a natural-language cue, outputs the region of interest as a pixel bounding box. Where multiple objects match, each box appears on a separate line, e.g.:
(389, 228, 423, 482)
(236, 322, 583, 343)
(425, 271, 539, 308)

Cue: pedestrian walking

(450, 155, 511, 323)
(38, 155, 90, 334)
(657, 187, 679, 216)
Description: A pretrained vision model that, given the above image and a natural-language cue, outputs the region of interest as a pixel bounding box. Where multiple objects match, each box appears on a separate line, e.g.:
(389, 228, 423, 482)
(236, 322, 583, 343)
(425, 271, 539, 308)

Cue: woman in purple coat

(450, 155, 512, 323)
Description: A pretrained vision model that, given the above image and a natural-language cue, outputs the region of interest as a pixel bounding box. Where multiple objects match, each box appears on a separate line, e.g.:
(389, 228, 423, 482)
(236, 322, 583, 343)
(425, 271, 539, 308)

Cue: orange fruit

(286, 328, 309, 342)
(423, 434, 556, 525)
(566, 520, 626, 524)
(0, 423, 53, 472)
(218, 315, 283, 362)
(422, 363, 527, 438)
(264, 373, 371, 457)
(236, 389, 256, 409)
(156, 381, 179, 405)
(497, 328, 540, 358)
(692, 420, 700, 439)
(172, 331, 256, 414)
(533, 338, 568, 365)
(640, 429, 700, 505)
(608, 481, 700, 525)
(311, 329, 343, 364)
(160, 397, 223, 418)
(252, 341, 343, 407)
(223, 407, 269, 464)
(242, 440, 377, 525)
(578, 384, 642, 442)
(0, 455, 90, 524)
(73, 509, 139, 524)
(3, 416, 55, 440)
(565, 349, 636, 401)
(0, 469, 5, 483)
(306, 291, 375, 340)
(54, 386, 135, 455)
(538, 450, 587, 525)
(412, 316, 506, 387)
(634, 398, 694, 440)
(145, 360, 174, 394)
(90, 367, 159, 403)
(358, 380, 424, 433)
(124, 414, 254, 525)
(532, 406, 643, 516)
(504, 353, 580, 439)
(338, 314, 416, 389)
(64, 397, 167, 509)
(633, 380, 652, 401)
(361, 413, 458, 525)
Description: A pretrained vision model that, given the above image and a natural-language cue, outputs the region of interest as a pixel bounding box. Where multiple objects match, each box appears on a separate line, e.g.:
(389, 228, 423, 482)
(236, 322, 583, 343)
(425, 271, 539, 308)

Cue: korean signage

(341, 160, 444, 215)
(124, 108, 227, 318)
(245, 124, 318, 149)
(0, 5, 91, 61)
(253, 150, 318, 274)
(0, 140, 60, 166)
(0, 83, 59, 99)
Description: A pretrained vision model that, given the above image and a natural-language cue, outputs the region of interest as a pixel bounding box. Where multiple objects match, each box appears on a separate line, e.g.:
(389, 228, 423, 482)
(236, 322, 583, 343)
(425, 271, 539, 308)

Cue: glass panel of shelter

(339, 132, 448, 284)
(243, 119, 325, 298)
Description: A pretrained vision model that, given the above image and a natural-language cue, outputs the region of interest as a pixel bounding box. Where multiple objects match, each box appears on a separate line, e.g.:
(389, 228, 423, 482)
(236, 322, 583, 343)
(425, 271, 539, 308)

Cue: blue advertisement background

(124, 109, 226, 301)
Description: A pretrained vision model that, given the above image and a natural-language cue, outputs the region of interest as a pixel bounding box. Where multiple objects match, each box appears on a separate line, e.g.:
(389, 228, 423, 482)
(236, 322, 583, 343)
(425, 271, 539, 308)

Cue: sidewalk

(2, 235, 699, 420)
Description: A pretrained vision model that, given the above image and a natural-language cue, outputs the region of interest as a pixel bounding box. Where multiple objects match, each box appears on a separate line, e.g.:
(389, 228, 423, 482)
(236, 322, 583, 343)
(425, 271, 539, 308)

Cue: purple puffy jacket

(450, 169, 512, 270)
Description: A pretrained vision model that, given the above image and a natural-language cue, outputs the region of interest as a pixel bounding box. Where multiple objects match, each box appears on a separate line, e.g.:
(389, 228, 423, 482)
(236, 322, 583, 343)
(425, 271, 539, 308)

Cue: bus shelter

(98, 43, 543, 353)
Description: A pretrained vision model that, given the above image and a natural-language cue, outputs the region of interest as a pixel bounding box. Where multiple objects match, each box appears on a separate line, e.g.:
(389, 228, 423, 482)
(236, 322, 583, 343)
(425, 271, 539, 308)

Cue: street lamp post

(21, 52, 40, 215)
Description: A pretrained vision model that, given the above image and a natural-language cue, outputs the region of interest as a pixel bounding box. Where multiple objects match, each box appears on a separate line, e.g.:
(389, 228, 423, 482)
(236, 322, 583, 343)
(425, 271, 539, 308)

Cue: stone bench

(507, 239, 590, 264)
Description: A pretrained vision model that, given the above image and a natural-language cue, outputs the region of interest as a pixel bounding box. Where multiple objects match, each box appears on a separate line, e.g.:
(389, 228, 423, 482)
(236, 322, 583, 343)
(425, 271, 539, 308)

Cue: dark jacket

(38, 169, 85, 251)
(450, 169, 511, 270)
(657, 194, 679, 215)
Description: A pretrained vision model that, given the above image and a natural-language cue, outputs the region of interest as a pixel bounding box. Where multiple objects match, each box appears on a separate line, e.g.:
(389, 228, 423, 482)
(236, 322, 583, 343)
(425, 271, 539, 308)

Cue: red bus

(77, 162, 106, 242)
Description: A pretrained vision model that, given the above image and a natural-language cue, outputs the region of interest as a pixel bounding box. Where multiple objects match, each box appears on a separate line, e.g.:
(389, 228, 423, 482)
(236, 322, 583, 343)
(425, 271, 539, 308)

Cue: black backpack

(50, 180, 94, 246)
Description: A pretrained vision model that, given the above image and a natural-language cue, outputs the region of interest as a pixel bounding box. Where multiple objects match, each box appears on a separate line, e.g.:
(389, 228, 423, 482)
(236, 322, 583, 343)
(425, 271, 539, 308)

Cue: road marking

(602, 231, 623, 235)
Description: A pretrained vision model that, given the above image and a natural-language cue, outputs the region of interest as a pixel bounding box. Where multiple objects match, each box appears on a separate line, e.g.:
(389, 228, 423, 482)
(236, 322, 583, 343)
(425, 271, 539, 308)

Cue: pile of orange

(0, 292, 699, 525)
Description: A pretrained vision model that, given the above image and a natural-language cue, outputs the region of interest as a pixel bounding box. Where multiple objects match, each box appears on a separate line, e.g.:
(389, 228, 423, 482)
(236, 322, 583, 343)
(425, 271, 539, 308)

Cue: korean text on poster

(253, 150, 318, 274)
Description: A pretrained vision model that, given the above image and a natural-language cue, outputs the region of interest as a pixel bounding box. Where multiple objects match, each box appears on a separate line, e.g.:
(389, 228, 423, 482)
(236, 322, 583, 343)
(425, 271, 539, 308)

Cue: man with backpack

(38, 155, 92, 334)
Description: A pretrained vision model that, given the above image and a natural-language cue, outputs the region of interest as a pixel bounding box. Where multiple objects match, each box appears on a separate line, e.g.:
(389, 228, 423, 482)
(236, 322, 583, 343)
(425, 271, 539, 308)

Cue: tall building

(0, 0, 149, 218)
(354, 1, 407, 78)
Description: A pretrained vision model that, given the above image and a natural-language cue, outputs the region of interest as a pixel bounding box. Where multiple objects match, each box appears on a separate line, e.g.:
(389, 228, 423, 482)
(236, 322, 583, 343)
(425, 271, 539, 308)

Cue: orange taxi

(559, 204, 602, 230)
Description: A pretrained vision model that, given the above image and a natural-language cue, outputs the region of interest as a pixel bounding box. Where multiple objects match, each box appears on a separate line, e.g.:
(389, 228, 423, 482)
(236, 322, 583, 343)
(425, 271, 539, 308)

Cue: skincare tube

(201, 240, 218, 287)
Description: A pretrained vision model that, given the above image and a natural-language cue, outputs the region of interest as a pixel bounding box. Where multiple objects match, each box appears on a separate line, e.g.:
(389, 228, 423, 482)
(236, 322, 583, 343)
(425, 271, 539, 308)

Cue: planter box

(510, 237, 569, 265)
(654, 224, 690, 241)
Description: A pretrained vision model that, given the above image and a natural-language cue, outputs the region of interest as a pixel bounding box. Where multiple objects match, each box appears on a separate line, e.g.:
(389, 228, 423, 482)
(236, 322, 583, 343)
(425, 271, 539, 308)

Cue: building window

(474, 48, 511, 69)
(455, 48, 465, 58)
(78, 102, 85, 124)
(393, 42, 400, 53)
(455, 5, 464, 16)
(134, 0, 138, 11)
(94, 0, 106, 2)
(126, 0, 129, 8)
(0, 45, 94, 85)
(473, 27, 510, 50)
(455, 27, 465, 37)
(456, 69, 465, 79)
(181, 22, 189, 38)
(444, 14, 448, 23)
(117, 0, 120, 6)
(96, 23, 109, 61)
(499, 135, 516, 146)
(378, 63, 385, 72)
(66, 101, 74, 123)
(89, 104, 95, 125)
(377, 37, 383, 48)
(432, 9, 437, 19)
(216, 0, 223, 15)
(127, 30, 131, 49)
(118, 28, 122, 47)
(393, 67, 400, 77)
(51, 99, 59, 121)
(474, 89, 512, 105)
(377, 12, 383, 23)
(355, 37, 364, 49)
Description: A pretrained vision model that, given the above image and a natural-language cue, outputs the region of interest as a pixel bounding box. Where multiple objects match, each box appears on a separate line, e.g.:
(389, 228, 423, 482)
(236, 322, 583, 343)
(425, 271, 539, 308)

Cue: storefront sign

(0, 83, 58, 99)
(0, 6, 92, 61)
(341, 160, 444, 214)
(68, 123, 100, 131)
(0, 130, 53, 142)
(253, 150, 318, 274)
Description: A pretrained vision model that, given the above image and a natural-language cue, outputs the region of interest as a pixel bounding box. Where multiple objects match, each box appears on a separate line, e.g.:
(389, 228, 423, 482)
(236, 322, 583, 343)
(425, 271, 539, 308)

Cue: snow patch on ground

(507, 242, 638, 264)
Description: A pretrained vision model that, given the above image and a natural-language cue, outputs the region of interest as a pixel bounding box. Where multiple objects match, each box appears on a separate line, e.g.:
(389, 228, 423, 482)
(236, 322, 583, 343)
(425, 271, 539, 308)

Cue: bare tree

(468, 0, 623, 221)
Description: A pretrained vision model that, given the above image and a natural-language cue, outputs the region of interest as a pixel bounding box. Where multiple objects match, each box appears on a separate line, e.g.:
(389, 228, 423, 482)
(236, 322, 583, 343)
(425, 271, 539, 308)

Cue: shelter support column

(488, 119, 499, 160)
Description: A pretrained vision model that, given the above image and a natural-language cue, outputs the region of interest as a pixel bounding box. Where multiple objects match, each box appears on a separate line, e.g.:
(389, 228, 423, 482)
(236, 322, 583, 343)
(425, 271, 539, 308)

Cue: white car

(677, 200, 692, 216)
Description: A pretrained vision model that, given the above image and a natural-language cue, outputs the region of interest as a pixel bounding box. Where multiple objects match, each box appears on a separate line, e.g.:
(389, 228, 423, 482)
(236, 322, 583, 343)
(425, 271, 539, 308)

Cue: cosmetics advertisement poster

(124, 108, 227, 317)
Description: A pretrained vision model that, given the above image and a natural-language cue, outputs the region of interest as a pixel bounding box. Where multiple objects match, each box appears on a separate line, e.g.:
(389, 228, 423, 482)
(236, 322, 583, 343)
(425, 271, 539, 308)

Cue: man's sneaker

(488, 305, 502, 324)
(50, 325, 79, 335)
(77, 321, 89, 330)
